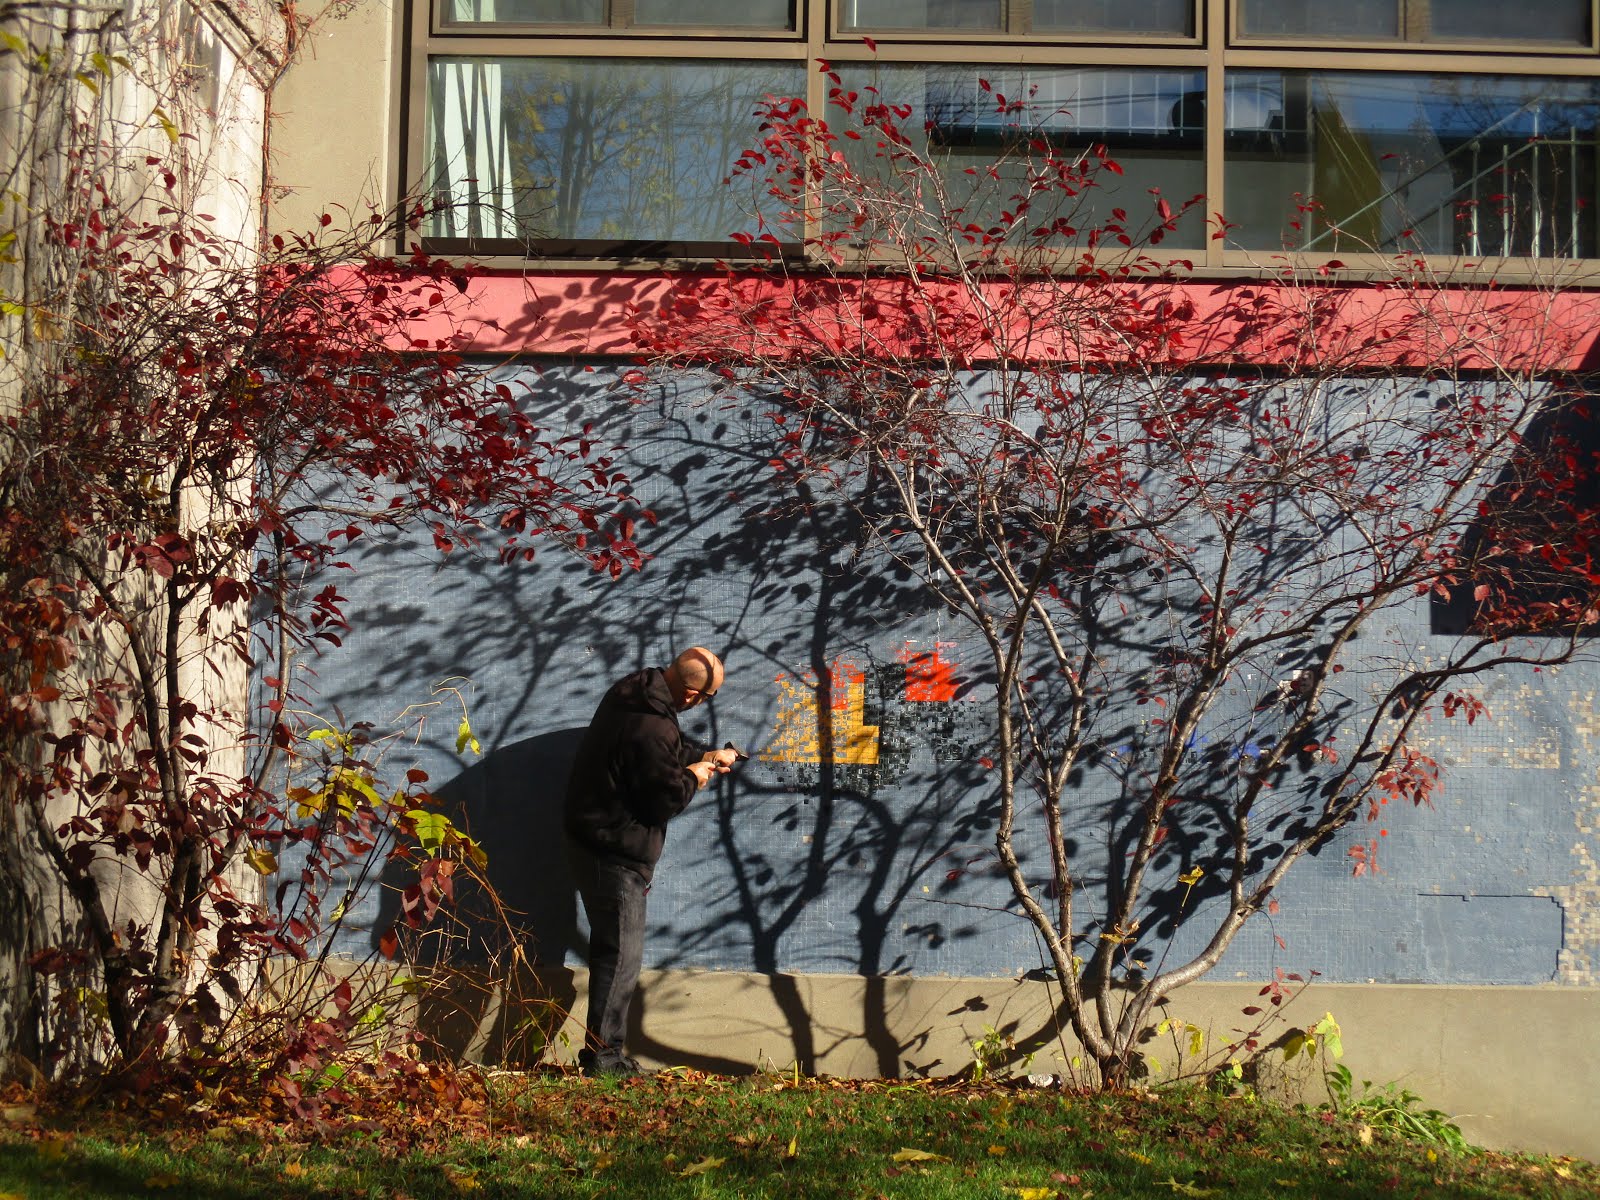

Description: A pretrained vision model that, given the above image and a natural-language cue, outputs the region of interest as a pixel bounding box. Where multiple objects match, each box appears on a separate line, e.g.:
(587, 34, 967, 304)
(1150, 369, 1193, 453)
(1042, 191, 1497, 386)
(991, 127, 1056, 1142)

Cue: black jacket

(564, 667, 698, 879)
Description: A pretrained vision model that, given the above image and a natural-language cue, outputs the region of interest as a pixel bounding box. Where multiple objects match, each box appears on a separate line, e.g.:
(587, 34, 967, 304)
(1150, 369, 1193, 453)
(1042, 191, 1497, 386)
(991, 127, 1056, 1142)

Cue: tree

(631, 64, 1600, 1085)
(0, 0, 640, 1088)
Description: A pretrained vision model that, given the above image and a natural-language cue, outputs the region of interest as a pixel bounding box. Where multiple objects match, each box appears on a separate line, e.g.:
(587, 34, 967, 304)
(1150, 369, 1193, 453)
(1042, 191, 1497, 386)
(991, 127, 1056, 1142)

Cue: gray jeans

(567, 839, 648, 1069)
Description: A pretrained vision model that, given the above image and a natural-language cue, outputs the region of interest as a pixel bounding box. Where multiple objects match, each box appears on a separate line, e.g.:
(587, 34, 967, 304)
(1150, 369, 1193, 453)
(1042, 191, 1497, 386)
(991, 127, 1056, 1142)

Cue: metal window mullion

(1205, 0, 1226, 267)
(803, 0, 827, 262)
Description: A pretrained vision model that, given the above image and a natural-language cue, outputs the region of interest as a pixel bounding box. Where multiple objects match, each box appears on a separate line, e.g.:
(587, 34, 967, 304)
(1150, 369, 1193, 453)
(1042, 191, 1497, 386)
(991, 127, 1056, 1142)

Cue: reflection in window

(443, 0, 602, 23)
(442, 0, 793, 26)
(1238, 0, 1589, 44)
(426, 57, 805, 245)
(1223, 72, 1600, 258)
(1237, 0, 1397, 39)
(840, 0, 1001, 31)
(633, 0, 792, 25)
(1033, 0, 1192, 36)
(838, 65, 1206, 243)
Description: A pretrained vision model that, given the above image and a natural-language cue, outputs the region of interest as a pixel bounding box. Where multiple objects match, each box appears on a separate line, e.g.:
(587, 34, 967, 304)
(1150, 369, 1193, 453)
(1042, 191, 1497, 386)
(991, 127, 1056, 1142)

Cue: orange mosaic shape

(899, 640, 961, 702)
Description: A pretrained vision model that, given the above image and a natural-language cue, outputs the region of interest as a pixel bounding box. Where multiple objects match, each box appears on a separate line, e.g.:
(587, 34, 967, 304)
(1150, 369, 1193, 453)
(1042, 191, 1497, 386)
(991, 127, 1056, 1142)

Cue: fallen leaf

(782, 1136, 798, 1160)
(283, 1160, 306, 1178)
(38, 1137, 70, 1162)
(1126, 1150, 1153, 1164)
(988, 1143, 1009, 1156)
(1006, 1188, 1059, 1200)
(892, 1147, 950, 1163)
(441, 1164, 480, 1191)
(142, 1174, 180, 1189)
(678, 1156, 725, 1177)
(1154, 1179, 1216, 1197)
(1358, 1123, 1374, 1146)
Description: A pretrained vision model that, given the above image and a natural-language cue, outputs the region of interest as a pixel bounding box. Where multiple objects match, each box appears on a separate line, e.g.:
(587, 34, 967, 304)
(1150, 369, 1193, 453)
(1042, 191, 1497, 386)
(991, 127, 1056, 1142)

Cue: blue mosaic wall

(291, 364, 1600, 995)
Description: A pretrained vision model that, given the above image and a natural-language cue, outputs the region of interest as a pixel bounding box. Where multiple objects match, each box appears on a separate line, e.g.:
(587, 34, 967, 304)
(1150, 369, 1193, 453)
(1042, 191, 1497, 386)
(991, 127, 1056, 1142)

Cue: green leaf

(456, 717, 480, 756)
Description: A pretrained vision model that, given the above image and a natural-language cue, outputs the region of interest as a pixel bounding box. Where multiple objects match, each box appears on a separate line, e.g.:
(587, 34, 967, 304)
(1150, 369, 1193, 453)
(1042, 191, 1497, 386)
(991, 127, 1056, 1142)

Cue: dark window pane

(1223, 71, 1600, 259)
(1431, 0, 1588, 44)
(840, 64, 1206, 243)
(840, 0, 1001, 31)
(634, 0, 793, 26)
(1033, 0, 1192, 35)
(426, 57, 806, 244)
(443, 0, 602, 22)
(1237, 0, 1399, 39)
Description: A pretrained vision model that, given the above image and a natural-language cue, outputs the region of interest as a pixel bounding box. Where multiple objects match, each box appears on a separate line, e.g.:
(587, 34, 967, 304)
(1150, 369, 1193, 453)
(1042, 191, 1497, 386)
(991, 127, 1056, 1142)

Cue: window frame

(402, 0, 1600, 280)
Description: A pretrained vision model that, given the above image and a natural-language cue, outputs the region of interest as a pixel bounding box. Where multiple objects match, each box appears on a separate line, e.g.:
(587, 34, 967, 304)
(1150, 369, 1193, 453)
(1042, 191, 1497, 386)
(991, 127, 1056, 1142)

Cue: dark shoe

(579, 1053, 646, 1079)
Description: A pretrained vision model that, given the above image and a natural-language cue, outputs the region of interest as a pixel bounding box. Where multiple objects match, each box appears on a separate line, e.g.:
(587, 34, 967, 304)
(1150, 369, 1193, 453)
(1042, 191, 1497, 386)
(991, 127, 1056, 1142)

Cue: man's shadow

(372, 728, 585, 1065)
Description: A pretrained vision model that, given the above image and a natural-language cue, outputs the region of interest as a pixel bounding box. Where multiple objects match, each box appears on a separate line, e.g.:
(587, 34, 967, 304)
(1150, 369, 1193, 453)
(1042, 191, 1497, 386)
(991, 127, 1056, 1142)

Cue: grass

(1, 1070, 1597, 1199)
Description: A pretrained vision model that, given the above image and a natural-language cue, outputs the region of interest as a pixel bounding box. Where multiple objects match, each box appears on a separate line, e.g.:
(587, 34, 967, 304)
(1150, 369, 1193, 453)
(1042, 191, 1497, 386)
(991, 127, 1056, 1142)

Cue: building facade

(269, 1, 1600, 1155)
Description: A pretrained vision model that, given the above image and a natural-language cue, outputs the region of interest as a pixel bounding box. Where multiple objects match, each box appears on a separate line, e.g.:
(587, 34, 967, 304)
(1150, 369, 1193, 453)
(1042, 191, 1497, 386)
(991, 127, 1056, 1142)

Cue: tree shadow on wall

(619, 392, 1015, 1076)
(370, 728, 584, 1066)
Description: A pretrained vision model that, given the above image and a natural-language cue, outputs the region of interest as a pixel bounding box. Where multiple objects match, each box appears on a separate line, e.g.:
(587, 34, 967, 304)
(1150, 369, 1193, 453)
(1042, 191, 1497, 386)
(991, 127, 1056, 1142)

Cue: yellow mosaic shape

(760, 662, 881, 766)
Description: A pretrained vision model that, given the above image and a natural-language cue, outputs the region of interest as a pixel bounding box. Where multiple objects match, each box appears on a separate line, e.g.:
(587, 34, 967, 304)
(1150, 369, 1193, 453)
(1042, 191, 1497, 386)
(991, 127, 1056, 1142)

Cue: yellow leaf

(38, 1137, 70, 1161)
(1178, 867, 1204, 886)
(891, 1147, 949, 1163)
(283, 1160, 306, 1178)
(1126, 1150, 1153, 1164)
(677, 1156, 724, 1177)
(592, 1153, 614, 1171)
(1358, 1124, 1374, 1146)
(143, 1174, 180, 1189)
(245, 847, 277, 875)
(441, 1165, 480, 1190)
(783, 1135, 797, 1159)
(1006, 1189, 1058, 1200)
(1554, 1165, 1574, 1180)
(987, 1143, 1009, 1156)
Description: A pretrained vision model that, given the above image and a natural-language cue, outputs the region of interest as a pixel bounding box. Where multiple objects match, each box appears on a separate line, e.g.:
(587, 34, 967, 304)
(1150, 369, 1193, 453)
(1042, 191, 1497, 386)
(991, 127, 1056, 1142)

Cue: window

(442, 0, 795, 27)
(407, 0, 1600, 270)
(425, 57, 805, 247)
(837, 63, 1206, 239)
(838, 0, 1194, 35)
(1236, 0, 1591, 46)
(1224, 72, 1600, 258)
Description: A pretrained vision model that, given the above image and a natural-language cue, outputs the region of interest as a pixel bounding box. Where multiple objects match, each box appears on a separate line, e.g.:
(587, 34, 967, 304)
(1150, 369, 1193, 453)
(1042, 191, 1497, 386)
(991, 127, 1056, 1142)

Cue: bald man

(563, 647, 738, 1077)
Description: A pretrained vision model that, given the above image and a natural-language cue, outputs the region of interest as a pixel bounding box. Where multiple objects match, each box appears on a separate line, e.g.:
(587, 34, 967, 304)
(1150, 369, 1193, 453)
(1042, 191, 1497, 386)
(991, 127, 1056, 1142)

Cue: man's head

(664, 646, 725, 711)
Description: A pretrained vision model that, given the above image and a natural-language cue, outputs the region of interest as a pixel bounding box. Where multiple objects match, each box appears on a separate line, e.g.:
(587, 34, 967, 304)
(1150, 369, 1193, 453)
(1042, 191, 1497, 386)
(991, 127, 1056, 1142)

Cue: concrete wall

(266, 364, 1600, 1156)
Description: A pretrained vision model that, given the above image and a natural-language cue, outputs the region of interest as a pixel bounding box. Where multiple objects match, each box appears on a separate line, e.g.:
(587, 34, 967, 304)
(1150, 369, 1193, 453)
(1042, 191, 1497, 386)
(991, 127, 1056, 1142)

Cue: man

(563, 646, 738, 1077)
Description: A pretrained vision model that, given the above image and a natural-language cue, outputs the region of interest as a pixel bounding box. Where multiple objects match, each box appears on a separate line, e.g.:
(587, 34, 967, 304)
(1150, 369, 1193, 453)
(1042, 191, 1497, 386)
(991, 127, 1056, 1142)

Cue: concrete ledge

(540, 968, 1596, 1160)
(292, 959, 1596, 1159)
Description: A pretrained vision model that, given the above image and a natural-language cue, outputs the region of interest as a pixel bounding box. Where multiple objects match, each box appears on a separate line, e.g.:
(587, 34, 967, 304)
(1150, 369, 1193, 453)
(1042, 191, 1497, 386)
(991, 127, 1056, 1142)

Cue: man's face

(675, 668, 723, 710)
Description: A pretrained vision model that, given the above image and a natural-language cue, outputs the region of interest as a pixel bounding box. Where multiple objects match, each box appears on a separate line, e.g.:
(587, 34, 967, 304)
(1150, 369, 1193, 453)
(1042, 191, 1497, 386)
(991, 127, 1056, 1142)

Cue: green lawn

(1, 1072, 1595, 1200)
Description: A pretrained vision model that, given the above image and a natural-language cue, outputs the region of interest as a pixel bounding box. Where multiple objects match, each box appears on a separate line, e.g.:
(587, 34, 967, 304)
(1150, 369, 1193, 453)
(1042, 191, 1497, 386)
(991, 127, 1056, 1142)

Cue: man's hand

(687, 760, 720, 788)
(702, 747, 740, 770)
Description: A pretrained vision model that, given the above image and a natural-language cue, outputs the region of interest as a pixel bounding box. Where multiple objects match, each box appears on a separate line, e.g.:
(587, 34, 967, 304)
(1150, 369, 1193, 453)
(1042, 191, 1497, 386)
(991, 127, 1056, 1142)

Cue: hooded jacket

(564, 667, 698, 879)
